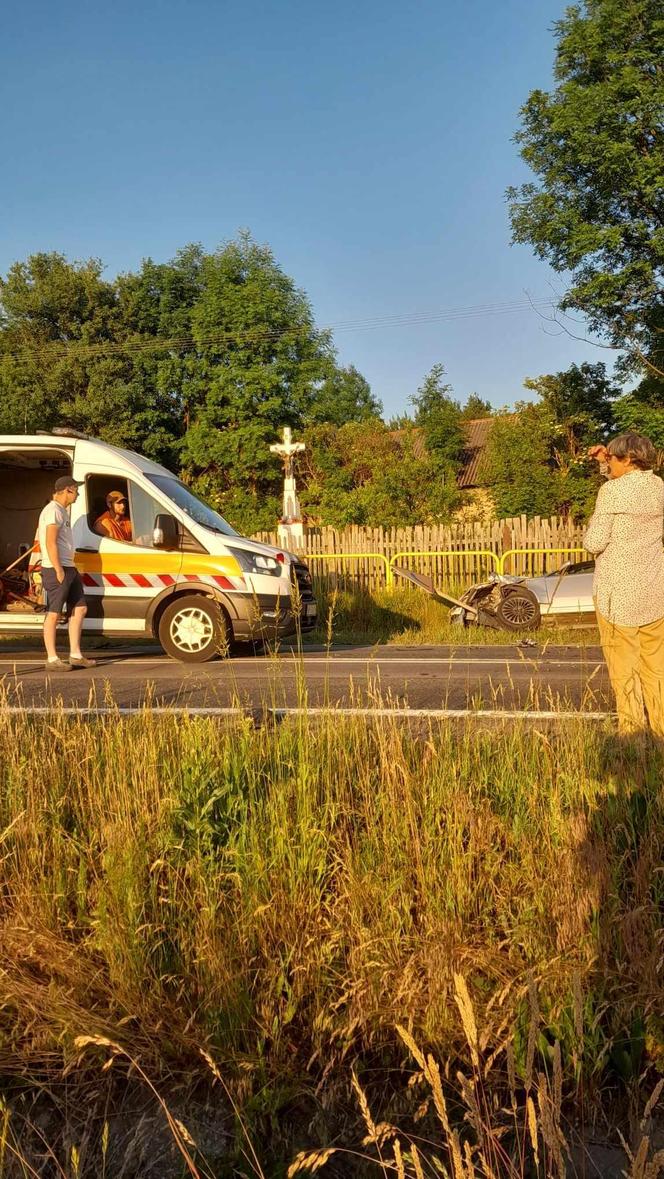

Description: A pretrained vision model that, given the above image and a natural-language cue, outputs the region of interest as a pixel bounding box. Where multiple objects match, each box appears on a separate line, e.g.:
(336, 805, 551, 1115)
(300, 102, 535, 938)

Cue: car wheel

(495, 587, 541, 632)
(158, 594, 230, 662)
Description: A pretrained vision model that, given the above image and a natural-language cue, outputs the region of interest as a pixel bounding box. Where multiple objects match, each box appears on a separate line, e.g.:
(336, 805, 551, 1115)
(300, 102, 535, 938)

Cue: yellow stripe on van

(76, 551, 244, 578)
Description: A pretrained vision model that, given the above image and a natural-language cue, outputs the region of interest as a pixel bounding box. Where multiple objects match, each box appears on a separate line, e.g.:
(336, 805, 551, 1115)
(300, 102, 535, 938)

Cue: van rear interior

(0, 449, 72, 612)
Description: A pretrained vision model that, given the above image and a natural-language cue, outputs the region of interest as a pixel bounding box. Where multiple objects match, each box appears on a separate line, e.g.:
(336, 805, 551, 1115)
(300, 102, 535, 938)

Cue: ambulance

(0, 432, 317, 661)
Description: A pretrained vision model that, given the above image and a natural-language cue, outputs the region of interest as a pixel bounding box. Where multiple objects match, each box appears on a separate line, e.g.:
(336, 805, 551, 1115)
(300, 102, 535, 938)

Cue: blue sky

(2, 0, 606, 416)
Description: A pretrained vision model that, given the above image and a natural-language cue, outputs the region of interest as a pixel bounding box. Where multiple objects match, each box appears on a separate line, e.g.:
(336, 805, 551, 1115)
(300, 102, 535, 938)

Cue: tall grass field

(0, 704, 662, 1176)
(309, 583, 600, 647)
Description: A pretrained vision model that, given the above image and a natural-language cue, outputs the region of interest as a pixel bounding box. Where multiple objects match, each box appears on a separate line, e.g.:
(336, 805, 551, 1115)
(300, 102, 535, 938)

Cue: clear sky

(2, 0, 606, 417)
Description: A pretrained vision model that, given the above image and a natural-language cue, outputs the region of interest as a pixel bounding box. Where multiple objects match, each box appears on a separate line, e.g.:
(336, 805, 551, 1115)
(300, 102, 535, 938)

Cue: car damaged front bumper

(393, 567, 542, 633)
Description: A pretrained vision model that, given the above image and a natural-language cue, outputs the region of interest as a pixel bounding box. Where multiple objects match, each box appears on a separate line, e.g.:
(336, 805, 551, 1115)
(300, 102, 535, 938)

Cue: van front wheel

(158, 595, 230, 662)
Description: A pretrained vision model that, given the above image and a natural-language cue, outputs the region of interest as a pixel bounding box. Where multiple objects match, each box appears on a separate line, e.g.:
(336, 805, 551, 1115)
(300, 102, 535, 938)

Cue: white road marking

(0, 655, 602, 670)
(231, 656, 600, 668)
(0, 705, 613, 719)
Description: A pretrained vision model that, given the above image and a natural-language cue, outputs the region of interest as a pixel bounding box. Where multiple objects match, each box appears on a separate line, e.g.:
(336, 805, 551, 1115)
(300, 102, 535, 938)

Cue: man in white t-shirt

(37, 475, 96, 672)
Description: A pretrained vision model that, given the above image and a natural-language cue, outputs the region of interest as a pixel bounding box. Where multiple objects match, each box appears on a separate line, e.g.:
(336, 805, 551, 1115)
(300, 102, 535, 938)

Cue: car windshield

(547, 560, 595, 577)
(146, 475, 237, 536)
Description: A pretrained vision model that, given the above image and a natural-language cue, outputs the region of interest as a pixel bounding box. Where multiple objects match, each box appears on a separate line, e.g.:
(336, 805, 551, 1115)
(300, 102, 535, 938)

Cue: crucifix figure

(269, 426, 305, 545)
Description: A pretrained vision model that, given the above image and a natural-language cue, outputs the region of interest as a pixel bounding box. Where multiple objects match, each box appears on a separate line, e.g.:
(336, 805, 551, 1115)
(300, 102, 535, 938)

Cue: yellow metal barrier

(304, 551, 393, 587)
(302, 547, 588, 589)
(389, 549, 500, 587)
(498, 547, 587, 575)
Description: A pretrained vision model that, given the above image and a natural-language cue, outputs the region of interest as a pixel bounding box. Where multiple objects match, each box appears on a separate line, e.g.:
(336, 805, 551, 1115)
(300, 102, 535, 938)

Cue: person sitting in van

(94, 491, 133, 542)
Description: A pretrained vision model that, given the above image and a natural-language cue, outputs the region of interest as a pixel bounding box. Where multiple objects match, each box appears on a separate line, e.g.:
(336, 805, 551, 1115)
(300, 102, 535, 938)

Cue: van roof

(0, 434, 175, 478)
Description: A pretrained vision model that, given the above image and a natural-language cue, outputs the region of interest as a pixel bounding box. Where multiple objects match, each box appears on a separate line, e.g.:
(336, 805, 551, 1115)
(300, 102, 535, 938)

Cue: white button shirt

(583, 469, 664, 627)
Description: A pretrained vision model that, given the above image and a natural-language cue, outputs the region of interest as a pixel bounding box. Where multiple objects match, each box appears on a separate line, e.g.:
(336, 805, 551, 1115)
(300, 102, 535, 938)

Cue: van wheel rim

(169, 607, 214, 652)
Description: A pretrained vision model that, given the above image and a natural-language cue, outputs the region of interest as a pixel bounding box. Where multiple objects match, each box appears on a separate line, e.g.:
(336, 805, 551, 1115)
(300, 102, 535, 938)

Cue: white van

(0, 432, 317, 661)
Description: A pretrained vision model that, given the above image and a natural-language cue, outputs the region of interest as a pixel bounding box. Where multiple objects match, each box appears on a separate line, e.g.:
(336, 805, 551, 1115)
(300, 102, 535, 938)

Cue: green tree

(181, 234, 335, 522)
(0, 238, 380, 532)
(0, 252, 187, 461)
(613, 393, 664, 450)
(508, 0, 664, 383)
(301, 420, 460, 527)
(113, 245, 207, 463)
(0, 252, 119, 434)
(307, 364, 382, 425)
(521, 361, 619, 516)
(611, 371, 664, 450)
(524, 361, 618, 455)
(480, 405, 562, 518)
(480, 366, 613, 518)
(411, 364, 466, 467)
(460, 393, 492, 419)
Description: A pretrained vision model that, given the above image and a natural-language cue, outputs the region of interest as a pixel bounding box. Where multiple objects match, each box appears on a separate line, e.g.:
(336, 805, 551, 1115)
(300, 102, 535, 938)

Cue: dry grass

(309, 583, 599, 648)
(0, 702, 663, 1174)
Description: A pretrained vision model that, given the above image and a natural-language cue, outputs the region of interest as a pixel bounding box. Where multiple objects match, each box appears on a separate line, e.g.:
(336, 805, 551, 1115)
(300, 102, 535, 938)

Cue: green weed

(0, 705, 662, 1174)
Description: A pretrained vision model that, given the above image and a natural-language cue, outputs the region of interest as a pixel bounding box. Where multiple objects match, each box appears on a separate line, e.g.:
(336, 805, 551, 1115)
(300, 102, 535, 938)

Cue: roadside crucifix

(269, 426, 305, 547)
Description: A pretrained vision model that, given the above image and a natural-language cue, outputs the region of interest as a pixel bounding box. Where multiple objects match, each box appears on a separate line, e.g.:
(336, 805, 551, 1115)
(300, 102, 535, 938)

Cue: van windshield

(146, 475, 237, 536)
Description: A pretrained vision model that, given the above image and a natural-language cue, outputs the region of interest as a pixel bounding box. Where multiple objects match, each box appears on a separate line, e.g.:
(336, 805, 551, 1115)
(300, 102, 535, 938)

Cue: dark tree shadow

(571, 728, 664, 1155)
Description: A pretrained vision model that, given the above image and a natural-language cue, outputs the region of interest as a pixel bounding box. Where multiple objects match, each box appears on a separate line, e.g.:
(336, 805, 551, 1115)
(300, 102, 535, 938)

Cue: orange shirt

(94, 511, 133, 543)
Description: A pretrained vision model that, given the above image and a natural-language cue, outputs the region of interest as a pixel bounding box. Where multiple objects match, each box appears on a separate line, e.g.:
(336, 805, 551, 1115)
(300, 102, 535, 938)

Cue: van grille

(291, 560, 314, 601)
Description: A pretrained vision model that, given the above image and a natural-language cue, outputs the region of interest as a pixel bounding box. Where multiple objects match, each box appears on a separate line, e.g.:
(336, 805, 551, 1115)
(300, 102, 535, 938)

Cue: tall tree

(480, 406, 563, 518)
(411, 364, 466, 469)
(0, 252, 187, 461)
(181, 233, 334, 513)
(301, 420, 460, 527)
(507, 0, 664, 383)
(524, 361, 618, 457)
(460, 393, 492, 419)
(114, 245, 207, 461)
(0, 237, 380, 532)
(0, 253, 119, 434)
(307, 364, 382, 425)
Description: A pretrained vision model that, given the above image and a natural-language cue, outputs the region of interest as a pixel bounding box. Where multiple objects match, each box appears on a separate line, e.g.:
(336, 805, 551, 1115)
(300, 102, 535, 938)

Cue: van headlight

(229, 549, 284, 577)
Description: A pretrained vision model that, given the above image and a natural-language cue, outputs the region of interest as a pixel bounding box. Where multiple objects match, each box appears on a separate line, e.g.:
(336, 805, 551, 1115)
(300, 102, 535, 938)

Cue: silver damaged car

(394, 561, 595, 633)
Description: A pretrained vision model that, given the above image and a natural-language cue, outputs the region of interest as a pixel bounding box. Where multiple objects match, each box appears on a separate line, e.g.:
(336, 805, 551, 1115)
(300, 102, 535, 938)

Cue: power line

(2, 295, 558, 364)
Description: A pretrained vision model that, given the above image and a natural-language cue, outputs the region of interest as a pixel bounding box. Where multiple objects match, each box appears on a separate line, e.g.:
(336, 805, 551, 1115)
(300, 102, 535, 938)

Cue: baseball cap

(107, 490, 128, 503)
(54, 475, 83, 492)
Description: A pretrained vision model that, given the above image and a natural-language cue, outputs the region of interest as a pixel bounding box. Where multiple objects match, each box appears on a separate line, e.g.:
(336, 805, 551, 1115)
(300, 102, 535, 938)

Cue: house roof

(457, 418, 493, 488)
(388, 416, 495, 488)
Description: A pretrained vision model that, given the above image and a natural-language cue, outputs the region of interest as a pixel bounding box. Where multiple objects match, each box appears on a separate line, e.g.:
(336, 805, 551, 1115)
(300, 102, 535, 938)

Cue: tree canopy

(0, 236, 388, 530)
(306, 364, 382, 426)
(508, 0, 664, 384)
(460, 393, 493, 420)
(411, 364, 467, 477)
(524, 360, 618, 456)
(481, 362, 619, 518)
(2, 235, 649, 533)
(300, 419, 461, 528)
(480, 406, 561, 519)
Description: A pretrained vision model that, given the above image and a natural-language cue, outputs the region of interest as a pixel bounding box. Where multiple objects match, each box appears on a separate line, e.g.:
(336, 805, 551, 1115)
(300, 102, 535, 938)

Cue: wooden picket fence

(252, 517, 587, 591)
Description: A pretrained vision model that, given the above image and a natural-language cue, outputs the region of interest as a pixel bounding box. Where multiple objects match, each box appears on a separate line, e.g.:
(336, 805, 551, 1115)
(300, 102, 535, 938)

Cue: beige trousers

(596, 608, 664, 736)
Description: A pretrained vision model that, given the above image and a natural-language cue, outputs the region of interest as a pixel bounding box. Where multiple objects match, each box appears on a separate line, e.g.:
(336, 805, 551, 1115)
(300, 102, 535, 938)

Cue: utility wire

(2, 295, 558, 363)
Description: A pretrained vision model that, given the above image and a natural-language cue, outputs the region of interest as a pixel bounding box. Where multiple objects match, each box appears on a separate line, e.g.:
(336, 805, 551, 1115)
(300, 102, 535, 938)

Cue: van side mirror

(153, 513, 179, 550)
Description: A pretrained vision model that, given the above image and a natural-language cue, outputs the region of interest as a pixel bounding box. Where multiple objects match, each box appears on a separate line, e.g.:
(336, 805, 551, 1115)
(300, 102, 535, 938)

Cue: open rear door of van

(0, 438, 76, 629)
(0, 439, 75, 569)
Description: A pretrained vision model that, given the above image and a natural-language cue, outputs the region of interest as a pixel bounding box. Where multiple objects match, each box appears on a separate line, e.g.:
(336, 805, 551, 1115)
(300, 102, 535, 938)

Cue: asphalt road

(0, 641, 611, 714)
